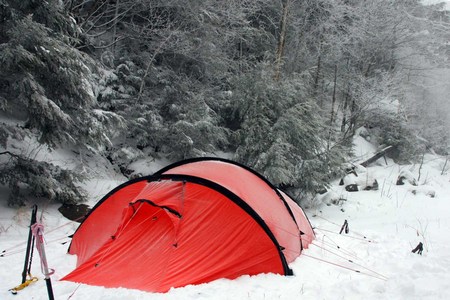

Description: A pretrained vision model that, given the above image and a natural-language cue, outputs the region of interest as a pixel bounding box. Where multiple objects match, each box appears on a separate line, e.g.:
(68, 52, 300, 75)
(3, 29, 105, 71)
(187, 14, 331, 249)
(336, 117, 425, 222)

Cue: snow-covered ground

(1, 137, 450, 300)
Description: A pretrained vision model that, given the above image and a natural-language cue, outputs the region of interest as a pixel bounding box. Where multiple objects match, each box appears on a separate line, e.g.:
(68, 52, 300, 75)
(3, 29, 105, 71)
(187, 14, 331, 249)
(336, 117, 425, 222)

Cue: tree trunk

(349, 98, 357, 136)
(442, 155, 449, 175)
(137, 32, 173, 102)
(341, 85, 350, 134)
(328, 65, 338, 149)
(112, 0, 120, 56)
(313, 53, 322, 106)
(239, 39, 243, 74)
(274, 0, 290, 81)
(418, 151, 425, 182)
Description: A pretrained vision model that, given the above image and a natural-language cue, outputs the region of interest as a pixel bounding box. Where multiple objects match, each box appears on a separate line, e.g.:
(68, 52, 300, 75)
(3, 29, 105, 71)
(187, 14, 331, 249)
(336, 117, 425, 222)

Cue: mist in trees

(1, 0, 449, 206)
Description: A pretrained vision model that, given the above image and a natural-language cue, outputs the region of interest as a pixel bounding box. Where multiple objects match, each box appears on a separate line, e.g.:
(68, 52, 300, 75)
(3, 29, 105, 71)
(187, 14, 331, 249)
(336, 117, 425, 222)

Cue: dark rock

(396, 176, 405, 185)
(345, 184, 359, 192)
(58, 204, 91, 223)
(372, 179, 379, 190)
(364, 179, 379, 191)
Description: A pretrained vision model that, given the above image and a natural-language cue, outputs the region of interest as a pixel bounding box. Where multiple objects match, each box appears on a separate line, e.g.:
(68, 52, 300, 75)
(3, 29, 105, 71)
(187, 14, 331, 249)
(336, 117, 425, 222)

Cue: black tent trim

(157, 173, 293, 276)
(155, 157, 301, 231)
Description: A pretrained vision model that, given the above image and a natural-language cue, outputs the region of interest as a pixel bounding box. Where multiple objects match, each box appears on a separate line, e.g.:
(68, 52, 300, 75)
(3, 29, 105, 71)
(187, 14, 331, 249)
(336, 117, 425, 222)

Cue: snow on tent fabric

(62, 158, 315, 293)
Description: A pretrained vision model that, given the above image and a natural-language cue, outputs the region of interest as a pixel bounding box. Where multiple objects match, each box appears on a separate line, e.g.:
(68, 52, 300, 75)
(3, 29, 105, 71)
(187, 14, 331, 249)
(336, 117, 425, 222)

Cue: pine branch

(0, 151, 24, 160)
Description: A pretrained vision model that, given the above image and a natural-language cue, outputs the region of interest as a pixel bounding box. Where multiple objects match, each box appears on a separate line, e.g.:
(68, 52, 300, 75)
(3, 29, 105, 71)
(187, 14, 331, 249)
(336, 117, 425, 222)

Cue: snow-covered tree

(0, 0, 124, 205)
(232, 67, 346, 198)
(2, 0, 449, 207)
(0, 150, 87, 207)
(1, 0, 124, 148)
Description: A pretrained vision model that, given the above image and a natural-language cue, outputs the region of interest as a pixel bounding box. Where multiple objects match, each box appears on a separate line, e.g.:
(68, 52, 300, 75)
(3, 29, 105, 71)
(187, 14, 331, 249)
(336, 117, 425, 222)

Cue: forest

(0, 0, 449, 207)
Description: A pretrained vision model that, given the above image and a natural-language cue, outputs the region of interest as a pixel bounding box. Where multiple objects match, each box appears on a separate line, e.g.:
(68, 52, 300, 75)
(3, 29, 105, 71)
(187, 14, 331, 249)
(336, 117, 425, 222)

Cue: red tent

(62, 158, 314, 292)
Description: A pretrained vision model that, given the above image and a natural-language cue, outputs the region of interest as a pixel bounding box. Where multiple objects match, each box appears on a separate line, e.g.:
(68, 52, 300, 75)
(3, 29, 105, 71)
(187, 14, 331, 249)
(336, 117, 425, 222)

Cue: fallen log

(359, 145, 393, 167)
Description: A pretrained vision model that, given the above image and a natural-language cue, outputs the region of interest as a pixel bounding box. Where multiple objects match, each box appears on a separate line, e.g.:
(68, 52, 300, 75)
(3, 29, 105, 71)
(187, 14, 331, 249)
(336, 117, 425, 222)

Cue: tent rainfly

(62, 158, 315, 293)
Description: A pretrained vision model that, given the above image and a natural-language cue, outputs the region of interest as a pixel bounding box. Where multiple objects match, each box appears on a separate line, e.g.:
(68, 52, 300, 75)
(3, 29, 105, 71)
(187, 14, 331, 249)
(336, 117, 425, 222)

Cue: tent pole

(21, 205, 37, 283)
(45, 278, 55, 300)
(32, 219, 55, 300)
(39, 238, 54, 300)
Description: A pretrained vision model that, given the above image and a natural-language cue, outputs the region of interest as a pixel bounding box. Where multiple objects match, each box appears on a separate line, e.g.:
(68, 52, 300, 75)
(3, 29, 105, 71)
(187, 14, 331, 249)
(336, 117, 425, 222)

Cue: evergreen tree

(0, 150, 86, 207)
(2, 0, 448, 207)
(0, 0, 123, 205)
(232, 67, 346, 199)
(1, 0, 124, 148)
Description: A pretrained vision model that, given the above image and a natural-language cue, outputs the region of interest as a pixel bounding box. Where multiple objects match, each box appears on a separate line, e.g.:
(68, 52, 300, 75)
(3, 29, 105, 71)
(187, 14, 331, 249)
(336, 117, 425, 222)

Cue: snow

(422, 0, 450, 10)
(1, 138, 450, 300)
